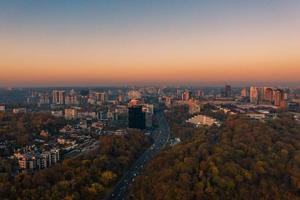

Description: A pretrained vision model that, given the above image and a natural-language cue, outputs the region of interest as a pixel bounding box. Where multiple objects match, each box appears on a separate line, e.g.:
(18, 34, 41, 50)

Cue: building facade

(128, 105, 146, 129)
(52, 90, 65, 105)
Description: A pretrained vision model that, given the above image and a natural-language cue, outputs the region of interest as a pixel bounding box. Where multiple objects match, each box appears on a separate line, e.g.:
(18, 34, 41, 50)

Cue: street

(109, 110, 170, 200)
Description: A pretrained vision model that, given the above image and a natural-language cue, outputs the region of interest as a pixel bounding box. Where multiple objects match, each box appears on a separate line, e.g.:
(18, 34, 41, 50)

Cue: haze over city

(2, 1, 300, 200)
(1, 0, 300, 87)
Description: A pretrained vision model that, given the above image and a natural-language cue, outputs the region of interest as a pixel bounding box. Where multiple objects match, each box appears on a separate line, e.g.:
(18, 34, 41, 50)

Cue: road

(109, 110, 170, 200)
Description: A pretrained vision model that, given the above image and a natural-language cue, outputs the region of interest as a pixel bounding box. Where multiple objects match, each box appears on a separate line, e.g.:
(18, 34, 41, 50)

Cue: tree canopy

(128, 114, 300, 200)
(0, 130, 150, 200)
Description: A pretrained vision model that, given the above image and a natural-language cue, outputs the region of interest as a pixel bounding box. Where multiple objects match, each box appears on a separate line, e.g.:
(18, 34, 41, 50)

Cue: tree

(100, 171, 117, 186)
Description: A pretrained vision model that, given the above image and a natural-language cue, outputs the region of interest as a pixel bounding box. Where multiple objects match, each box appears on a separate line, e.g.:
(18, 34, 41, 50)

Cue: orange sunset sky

(0, 1, 300, 86)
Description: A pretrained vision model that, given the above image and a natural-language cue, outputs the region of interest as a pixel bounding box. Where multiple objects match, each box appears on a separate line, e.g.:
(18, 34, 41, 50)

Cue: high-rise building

(52, 90, 65, 105)
(95, 92, 107, 103)
(283, 90, 289, 100)
(250, 86, 259, 104)
(65, 95, 79, 105)
(162, 96, 172, 107)
(257, 87, 265, 104)
(38, 94, 50, 105)
(64, 90, 79, 105)
(264, 87, 273, 103)
(273, 89, 284, 107)
(196, 90, 205, 98)
(224, 85, 232, 97)
(182, 90, 190, 101)
(128, 105, 146, 129)
(241, 87, 249, 97)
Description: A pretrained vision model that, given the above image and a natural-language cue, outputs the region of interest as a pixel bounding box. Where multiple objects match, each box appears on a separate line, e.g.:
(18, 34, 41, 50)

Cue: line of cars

(110, 111, 170, 200)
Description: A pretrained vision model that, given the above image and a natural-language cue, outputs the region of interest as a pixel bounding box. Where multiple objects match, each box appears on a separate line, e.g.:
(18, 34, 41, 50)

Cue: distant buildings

(249, 87, 264, 104)
(64, 108, 78, 119)
(263, 87, 273, 102)
(272, 89, 285, 107)
(13, 108, 27, 114)
(224, 85, 232, 97)
(51, 110, 64, 117)
(161, 96, 172, 108)
(196, 90, 205, 98)
(0, 105, 5, 112)
(38, 94, 50, 106)
(128, 90, 142, 100)
(65, 90, 79, 105)
(241, 87, 249, 97)
(250, 86, 259, 104)
(52, 90, 65, 105)
(175, 100, 201, 114)
(243, 86, 290, 109)
(182, 90, 191, 101)
(117, 94, 125, 102)
(95, 92, 107, 104)
(86, 91, 109, 105)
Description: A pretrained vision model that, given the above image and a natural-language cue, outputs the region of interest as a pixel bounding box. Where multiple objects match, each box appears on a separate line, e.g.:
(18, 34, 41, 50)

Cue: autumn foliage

(0, 130, 150, 200)
(128, 114, 300, 200)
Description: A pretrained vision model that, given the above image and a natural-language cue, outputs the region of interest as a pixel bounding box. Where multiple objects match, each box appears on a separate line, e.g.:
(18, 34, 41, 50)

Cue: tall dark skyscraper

(128, 105, 146, 129)
(224, 85, 232, 97)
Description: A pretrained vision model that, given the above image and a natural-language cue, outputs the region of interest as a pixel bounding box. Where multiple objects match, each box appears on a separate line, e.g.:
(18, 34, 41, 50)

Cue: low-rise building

(57, 138, 76, 145)
(40, 130, 49, 138)
(0, 105, 5, 112)
(186, 115, 220, 127)
(175, 100, 201, 114)
(14, 148, 60, 171)
(13, 108, 27, 114)
(246, 113, 266, 120)
(65, 108, 78, 119)
(51, 110, 63, 117)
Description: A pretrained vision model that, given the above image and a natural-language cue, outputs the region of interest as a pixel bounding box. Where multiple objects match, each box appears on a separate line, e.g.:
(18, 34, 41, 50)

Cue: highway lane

(109, 110, 170, 200)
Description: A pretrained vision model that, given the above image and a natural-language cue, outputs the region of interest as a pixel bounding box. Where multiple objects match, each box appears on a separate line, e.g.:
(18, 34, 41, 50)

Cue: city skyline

(1, 1, 300, 86)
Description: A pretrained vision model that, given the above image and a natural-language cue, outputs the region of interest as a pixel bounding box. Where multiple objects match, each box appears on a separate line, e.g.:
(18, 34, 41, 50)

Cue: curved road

(109, 110, 170, 200)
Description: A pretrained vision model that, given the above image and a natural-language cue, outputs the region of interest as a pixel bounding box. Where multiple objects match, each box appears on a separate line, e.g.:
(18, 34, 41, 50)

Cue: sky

(0, 0, 300, 87)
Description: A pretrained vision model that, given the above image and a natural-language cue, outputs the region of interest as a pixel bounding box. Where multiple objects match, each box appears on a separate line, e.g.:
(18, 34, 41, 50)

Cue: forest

(0, 112, 67, 149)
(0, 128, 150, 200)
(165, 104, 225, 142)
(128, 108, 300, 200)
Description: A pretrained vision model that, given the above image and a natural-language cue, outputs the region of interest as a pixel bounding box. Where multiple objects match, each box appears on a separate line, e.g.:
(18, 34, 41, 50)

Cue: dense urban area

(0, 85, 300, 199)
